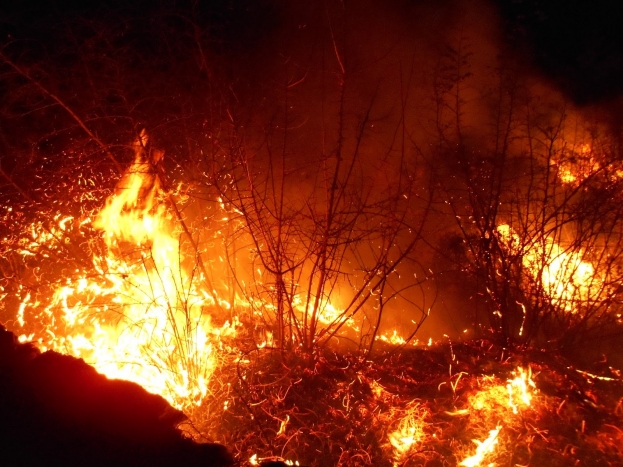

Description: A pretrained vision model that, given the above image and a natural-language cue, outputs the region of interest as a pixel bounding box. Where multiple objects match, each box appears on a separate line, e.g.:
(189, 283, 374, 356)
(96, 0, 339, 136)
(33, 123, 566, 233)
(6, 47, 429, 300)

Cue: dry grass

(184, 339, 623, 467)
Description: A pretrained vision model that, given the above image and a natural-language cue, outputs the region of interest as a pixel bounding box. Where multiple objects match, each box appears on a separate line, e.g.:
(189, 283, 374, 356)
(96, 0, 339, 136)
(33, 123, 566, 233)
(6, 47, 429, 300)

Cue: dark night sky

(495, 0, 623, 105)
(2, 0, 623, 106)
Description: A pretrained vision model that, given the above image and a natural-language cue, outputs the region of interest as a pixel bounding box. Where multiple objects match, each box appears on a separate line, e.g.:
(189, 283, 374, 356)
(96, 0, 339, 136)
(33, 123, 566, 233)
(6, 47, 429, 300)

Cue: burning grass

(177, 340, 622, 467)
(2, 132, 623, 466)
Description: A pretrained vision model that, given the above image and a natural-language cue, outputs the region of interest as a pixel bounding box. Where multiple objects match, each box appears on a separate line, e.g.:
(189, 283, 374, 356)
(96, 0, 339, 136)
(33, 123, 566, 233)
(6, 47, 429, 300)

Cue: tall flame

(17, 130, 235, 412)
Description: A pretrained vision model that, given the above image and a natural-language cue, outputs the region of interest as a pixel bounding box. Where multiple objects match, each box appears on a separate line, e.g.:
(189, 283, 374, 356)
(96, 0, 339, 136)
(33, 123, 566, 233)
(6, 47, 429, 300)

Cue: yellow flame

(507, 367, 536, 414)
(17, 130, 234, 412)
(497, 224, 600, 312)
(554, 143, 602, 186)
(377, 329, 407, 345)
(249, 455, 300, 466)
(470, 368, 536, 415)
(14, 129, 355, 413)
(388, 402, 427, 465)
(459, 425, 501, 467)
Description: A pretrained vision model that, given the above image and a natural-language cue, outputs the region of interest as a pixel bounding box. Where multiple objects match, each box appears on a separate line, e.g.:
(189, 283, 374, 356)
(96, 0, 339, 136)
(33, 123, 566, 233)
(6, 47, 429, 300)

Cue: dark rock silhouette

(0, 324, 233, 467)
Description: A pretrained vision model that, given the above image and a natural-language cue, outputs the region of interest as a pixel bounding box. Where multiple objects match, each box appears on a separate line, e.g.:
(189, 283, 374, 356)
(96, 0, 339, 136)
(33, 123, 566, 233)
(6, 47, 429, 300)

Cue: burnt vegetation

(1, 1, 623, 466)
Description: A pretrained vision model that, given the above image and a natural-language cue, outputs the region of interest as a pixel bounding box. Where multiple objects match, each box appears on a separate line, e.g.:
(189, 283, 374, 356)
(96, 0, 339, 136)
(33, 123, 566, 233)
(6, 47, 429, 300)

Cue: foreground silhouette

(0, 324, 233, 467)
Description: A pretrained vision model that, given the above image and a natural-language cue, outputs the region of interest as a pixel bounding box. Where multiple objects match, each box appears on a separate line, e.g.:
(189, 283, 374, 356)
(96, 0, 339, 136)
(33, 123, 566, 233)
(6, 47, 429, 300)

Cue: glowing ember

(469, 376, 507, 413)
(507, 366, 536, 414)
(459, 425, 501, 467)
(388, 402, 428, 465)
(249, 455, 300, 466)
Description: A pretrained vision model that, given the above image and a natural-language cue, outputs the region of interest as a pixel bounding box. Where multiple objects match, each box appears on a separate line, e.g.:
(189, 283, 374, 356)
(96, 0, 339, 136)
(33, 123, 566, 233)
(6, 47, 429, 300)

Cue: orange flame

(507, 366, 536, 414)
(459, 425, 501, 467)
(17, 130, 235, 412)
(497, 224, 600, 312)
(388, 402, 428, 465)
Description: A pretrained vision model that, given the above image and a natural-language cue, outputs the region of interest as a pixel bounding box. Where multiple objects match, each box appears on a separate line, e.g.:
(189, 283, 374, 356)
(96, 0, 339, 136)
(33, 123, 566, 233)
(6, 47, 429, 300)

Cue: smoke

(213, 0, 516, 341)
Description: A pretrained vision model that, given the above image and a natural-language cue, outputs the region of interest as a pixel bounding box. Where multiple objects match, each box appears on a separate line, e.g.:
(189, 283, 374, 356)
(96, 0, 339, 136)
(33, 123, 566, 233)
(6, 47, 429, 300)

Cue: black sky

(495, 0, 623, 105)
(2, 0, 623, 106)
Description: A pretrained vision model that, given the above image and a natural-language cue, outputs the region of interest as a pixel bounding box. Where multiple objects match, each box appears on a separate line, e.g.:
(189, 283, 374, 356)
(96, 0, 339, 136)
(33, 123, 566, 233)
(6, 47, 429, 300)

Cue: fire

(459, 425, 501, 467)
(555, 142, 623, 185)
(470, 367, 536, 414)
(496, 224, 600, 312)
(507, 366, 535, 414)
(377, 329, 407, 346)
(14, 130, 236, 412)
(460, 367, 537, 466)
(387, 402, 428, 465)
(9, 129, 363, 416)
(555, 143, 600, 186)
(249, 455, 300, 466)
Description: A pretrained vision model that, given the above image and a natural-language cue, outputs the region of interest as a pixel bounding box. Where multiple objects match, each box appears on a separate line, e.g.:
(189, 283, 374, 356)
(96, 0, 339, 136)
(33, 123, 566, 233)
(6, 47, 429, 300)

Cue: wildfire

(458, 366, 539, 466)
(8, 129, 365, 417)
(377, 329, 407, 346)
(496, 224, 601, 312)
(555, 143, 601, 186)
(387, 402, 428, 466)
(469, 366, 536, 414)
(14, 130, 237, 412)
(249, 455, 300, 466)
(0, 130, 602, 467)
(459, 425, 501, 467)
(507, 366, 536, 414)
